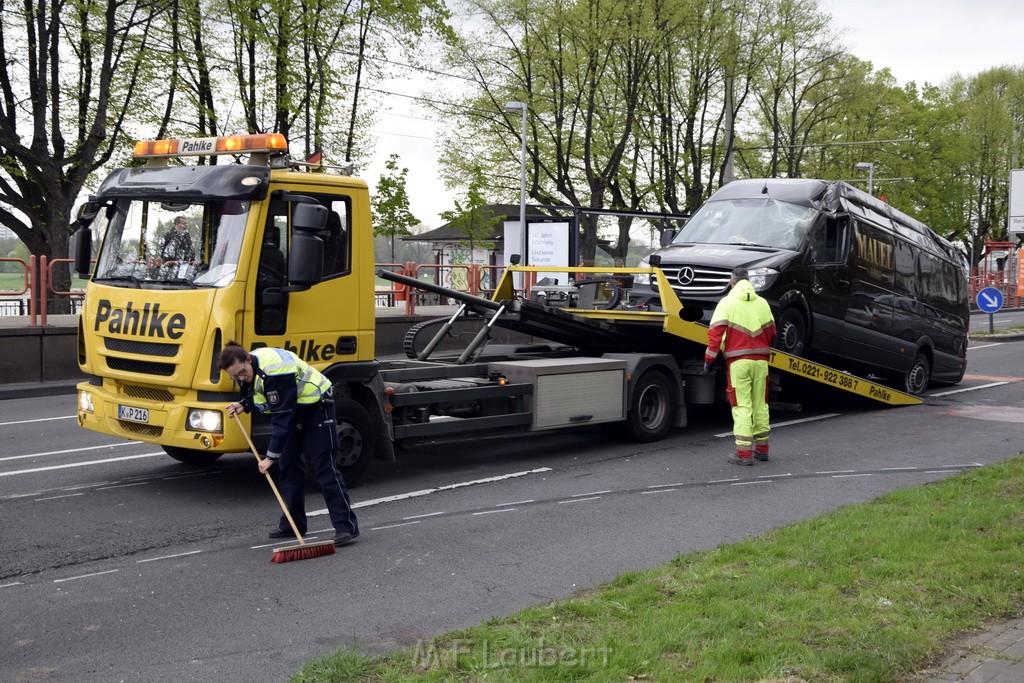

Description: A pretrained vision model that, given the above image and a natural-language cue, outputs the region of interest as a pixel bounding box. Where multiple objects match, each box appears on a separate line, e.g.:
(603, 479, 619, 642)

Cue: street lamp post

(505, 101, 528, 263)
(855, 161, 875, 196)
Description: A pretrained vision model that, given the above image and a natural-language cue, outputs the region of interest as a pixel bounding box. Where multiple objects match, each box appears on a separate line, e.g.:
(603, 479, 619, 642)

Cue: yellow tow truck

(72, 134, 919, 483)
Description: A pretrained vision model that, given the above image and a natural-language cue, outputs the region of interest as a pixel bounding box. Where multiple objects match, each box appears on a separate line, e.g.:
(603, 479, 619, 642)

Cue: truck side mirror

(293, 203, 327, 232)
(288, 202, 327, 287)
(73, 227, 92, 276)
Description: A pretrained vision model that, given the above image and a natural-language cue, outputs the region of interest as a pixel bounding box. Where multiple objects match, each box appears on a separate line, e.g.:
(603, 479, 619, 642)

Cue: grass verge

(294, 455, 1024, 682)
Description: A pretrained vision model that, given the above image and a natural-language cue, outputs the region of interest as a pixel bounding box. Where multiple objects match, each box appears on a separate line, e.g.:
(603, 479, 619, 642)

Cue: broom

(234, 415, 336, 563)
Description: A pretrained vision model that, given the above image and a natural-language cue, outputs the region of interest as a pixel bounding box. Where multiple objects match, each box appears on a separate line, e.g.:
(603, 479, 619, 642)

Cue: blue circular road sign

(976, 287, 1004, 313)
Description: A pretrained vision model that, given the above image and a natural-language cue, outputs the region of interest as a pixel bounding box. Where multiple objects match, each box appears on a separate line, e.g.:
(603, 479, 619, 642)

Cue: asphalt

(3, 335, 1021, 681)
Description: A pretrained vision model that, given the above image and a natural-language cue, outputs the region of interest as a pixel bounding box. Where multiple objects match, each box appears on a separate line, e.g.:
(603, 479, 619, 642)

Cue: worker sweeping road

(219, 341, 360, 547)
(704, 267, 777, 465)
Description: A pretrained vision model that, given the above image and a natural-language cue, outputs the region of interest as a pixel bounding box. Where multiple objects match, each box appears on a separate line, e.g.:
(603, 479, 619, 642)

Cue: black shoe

(334, 532, 359, 547)
(754, 452, 770, 462)
(728, 454, 754, 466)
(268, 528, 299, 539)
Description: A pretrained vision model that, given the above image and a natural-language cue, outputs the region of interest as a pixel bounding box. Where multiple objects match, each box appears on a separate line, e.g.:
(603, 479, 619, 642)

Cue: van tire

(333, 398, 376, 485)
(775, 308, 808, 356)
(163, 446, 223, 466)
(622, 370, 675, 442)
(902, 353, 931, 395)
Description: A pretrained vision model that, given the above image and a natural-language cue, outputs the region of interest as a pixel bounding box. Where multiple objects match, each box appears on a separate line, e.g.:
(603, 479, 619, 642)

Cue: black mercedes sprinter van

(631, 178, 968, 394)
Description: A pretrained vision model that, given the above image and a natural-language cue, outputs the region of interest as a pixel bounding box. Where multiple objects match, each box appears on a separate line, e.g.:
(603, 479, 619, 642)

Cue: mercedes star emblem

(677, 266, 695, 286)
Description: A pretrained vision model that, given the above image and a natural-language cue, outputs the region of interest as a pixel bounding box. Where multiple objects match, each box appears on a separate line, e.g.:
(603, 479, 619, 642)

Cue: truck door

(248, 191, 364, 365)
(806, 214, 852, 354)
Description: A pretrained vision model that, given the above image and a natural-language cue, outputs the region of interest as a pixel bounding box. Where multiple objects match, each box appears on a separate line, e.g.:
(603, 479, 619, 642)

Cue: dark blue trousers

(274, 401, 359, 536)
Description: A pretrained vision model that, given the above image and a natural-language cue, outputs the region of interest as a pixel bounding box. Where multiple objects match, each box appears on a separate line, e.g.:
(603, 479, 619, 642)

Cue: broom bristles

(270, 540, 336, 563)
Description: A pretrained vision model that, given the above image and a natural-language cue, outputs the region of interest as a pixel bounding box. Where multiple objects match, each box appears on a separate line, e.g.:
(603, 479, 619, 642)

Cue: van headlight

(187, 409, 223, 433)
(747, 267, 779, 291)
(634, 256, 651, 285)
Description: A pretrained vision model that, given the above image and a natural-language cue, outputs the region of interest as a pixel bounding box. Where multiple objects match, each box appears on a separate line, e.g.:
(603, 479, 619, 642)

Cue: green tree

(440, 166, 502, 258)
(372, 154, 420, 263)
(0, 0, 162, 310)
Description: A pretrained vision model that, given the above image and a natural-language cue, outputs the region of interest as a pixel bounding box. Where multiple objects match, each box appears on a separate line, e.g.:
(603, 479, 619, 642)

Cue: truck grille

(656, 265, 732, 296)
(107, 357, 175, 376)
(122, 384, 175, 402)
(118, 421, 163, 437)
(104, 338, 178, 357)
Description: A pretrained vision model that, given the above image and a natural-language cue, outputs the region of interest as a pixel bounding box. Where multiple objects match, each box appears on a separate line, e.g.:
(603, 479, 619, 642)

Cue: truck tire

(163, 446, 223, 466)
(623, 370, 675, 442)
(333, 397, 376, 485)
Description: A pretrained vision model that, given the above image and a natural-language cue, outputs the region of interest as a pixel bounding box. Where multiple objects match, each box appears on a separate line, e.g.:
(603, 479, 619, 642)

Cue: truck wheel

(623, 371, 675, 442)
(775, 308, 808, 356)
(333, 398, 376, 485)
(163, 446, 223, 466)
(902, 352, 931, 395)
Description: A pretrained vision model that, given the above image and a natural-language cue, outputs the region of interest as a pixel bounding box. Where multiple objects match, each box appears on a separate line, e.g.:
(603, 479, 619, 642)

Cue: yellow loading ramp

(493, 266, 922, 407)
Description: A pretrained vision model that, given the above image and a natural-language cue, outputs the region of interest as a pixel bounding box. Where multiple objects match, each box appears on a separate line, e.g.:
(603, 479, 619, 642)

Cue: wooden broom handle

(234, 416, 306, 545)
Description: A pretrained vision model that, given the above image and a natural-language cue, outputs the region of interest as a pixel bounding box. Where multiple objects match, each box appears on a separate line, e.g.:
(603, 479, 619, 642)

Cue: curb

(0, 379, 80, 402)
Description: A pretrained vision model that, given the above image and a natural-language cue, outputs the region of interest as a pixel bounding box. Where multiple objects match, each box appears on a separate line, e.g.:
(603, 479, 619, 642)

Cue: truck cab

(74, 134, 376, 465)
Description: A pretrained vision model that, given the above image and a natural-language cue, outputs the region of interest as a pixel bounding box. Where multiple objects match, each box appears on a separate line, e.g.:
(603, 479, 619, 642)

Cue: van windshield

(671, 197, 817, 250)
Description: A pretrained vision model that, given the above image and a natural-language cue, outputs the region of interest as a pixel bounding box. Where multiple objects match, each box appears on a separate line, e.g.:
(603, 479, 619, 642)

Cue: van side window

(810, 216, 848, 264)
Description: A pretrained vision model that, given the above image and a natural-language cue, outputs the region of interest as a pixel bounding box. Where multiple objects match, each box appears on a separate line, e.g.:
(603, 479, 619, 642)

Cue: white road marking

(34, 492, 85, 502)
(930, 382, 1009, 397)
(730, 480, 772, 486)
(403, 511, 445, 520)
(0, 415, 76, 427)
(641, 488, 677, 494)
(646, 482, 687, 489)
(708, 478, 740, 484)
(372, 520, 422, 530)
(308, 467, 553, 517)
(573, 490, 611, 496)
(557, 496, 601, 504)
(0, 452, 164, 477)
(968, 343, 1002, 350)
(831, 473, 872, 479)
(0, 581, 22, 589)
(54, 569, 120, 583)
(472, 508, 517, 516)
(96, 482, 150, 490)
(715, 413, 841, 438)
(136, 550, 204, 564)
(0, 441, 138, 463)
(757, 473, 792, 479)
(816, 470, 856, 475)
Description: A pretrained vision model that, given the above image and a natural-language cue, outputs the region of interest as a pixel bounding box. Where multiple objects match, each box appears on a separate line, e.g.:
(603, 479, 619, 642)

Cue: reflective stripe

(251, 347, 332, 411)
(723, 347, 772, 359)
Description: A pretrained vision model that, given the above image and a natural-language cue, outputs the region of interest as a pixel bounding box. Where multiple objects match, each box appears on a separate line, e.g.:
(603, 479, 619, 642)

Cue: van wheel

(333, 398, 376, 485)
(623, 371, 675, 442)
(775, 308, 808, 356)
(163, 446, 223, 466)
(902, 353, 931, 395)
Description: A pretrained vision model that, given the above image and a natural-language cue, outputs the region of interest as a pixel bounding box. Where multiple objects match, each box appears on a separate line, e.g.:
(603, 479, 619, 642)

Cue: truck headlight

(187, 409, 223, 433)
(79, 391, 94, 413)
(634, 257, 651, 285)
(747, 267, 779, 291)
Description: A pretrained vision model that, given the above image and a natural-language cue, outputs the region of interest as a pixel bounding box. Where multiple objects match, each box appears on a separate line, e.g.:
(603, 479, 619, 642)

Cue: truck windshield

(671, 197, 817, 250)
(92, 199, 251, 288)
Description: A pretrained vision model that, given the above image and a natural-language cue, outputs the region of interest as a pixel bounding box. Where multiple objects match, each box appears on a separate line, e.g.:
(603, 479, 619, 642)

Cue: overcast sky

(366, 0, 1024, 229)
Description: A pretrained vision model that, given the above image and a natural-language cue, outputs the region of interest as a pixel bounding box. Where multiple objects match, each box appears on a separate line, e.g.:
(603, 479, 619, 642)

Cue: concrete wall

(0, 312, 538, 386)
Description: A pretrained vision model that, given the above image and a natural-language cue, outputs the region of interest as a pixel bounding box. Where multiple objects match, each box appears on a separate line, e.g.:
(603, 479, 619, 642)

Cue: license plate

(118, 405, 149, 423)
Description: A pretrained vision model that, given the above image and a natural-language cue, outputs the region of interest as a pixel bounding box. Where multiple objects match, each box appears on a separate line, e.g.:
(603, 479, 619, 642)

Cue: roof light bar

(134, 133, 288, 158)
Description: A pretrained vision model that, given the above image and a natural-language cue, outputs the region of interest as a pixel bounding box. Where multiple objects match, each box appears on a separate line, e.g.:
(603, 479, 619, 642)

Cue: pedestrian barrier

(0, 256, 84, 326)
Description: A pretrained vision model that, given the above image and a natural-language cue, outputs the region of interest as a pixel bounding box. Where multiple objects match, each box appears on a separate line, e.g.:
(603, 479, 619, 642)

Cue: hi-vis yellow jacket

(705, 279, 777, 365)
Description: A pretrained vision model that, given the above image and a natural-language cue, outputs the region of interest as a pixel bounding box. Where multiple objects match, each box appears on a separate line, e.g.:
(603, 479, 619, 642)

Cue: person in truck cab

(160, 216, 196, 263)
(219, 341, 360, 547)
(704, 267, 777, 466)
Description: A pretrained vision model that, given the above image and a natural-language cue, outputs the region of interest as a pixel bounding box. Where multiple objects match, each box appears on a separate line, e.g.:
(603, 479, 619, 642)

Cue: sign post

(976, 286, 1004, 333)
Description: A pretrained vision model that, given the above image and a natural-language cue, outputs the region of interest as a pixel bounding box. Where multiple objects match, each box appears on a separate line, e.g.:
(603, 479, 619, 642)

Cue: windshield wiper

(95, 275, 142, 288)
(727, 242, 778, 250)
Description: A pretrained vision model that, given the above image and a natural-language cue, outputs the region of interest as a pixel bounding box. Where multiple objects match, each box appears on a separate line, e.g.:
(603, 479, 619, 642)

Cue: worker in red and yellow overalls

(704, 267, 777, 465)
